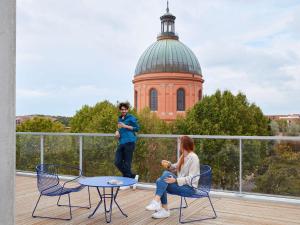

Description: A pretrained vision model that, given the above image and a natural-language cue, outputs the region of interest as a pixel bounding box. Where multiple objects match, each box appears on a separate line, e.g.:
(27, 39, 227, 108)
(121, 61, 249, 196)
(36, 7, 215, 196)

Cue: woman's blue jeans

(155, 171, 195, 205)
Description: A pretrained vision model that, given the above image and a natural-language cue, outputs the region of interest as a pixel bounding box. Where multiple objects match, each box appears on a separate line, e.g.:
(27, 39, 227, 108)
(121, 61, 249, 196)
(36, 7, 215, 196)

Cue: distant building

(266, 114, 300, 125)
(133, 4, 203, 121)
(16, 116, 32, 125)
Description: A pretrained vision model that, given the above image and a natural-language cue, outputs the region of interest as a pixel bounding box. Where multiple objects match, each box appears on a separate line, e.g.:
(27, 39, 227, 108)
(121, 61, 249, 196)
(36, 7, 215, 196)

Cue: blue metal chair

(32, 164, 91, 220)
(168, 165, 217, 223)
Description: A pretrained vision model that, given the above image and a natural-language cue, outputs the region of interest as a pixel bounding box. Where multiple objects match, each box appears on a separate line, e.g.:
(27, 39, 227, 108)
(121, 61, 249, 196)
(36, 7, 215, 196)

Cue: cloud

(16, 0, 300, 115)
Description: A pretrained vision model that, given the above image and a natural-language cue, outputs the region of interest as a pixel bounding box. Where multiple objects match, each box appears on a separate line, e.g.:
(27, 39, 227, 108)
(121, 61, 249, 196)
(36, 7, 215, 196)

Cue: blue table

(78, 176, 136, 223)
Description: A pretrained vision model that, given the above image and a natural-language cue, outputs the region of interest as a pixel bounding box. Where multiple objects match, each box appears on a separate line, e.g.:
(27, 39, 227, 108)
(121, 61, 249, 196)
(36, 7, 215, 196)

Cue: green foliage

(54, 116, 72, 127)
(255, 143, 300, 196)
(137, 108, 170, 134)
(16, 117, 65, 132)
(70, 101, 119, 133)
(171, 90, 270, 190)
(178, 90, 269, 136)
(270, 120, 280, 135)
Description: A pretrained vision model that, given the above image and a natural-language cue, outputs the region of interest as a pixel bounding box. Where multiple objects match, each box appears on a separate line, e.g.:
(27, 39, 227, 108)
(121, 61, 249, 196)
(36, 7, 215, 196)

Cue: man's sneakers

(145, 200, 161, 211)
(120, 174, 139, 190)
(152, 208, 170, 219)
(119, 186, 130, 190)
(132, 174, 139, 190)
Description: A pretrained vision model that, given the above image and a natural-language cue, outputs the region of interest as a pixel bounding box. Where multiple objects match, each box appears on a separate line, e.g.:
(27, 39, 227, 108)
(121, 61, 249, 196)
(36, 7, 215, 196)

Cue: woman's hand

(161, 160, 171, 169)
(164, 176, 176, 184)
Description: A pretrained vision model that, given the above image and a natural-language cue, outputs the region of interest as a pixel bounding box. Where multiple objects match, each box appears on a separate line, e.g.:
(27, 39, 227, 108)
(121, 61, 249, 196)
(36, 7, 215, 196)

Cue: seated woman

(145, 135, 200, 219)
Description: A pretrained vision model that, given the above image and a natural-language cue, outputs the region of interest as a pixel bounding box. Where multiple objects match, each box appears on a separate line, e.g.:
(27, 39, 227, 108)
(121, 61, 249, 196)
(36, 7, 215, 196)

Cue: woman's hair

(177, 136, 195, 171)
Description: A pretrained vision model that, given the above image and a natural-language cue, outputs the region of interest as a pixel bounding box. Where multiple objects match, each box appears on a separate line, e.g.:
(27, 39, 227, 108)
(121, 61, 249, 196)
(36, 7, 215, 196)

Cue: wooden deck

(16, 176, 300, 225)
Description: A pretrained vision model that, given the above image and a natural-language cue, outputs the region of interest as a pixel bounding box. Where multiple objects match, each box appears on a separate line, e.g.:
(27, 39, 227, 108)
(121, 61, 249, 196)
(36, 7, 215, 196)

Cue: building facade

(133, 5, 204, 121)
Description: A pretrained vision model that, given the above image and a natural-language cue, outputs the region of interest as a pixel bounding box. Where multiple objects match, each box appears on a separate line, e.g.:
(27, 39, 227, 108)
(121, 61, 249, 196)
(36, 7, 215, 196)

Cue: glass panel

(194, 138, 240, 192)
(44, 135, 79, 175)
(16, 134, 40, 172)
(243, 139, 300, 197)
(83, 136, 119, 176)
(134, 137, 177, 182)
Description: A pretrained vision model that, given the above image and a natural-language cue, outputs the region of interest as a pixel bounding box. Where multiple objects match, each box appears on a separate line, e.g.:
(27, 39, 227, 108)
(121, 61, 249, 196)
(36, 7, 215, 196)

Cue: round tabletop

(78, 176, 137, 188)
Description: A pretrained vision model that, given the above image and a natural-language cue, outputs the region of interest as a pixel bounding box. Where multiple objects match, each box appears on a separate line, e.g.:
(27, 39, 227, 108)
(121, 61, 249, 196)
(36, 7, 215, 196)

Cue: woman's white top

(171, 152, 200, 188)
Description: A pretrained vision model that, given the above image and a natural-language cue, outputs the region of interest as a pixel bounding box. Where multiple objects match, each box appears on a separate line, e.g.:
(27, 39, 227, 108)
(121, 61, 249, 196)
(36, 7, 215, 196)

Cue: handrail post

(177, 137, 181, 161)
(40, 135, 44, 164)
(79, 136, 83, 176)
(239, 138, 242, 195)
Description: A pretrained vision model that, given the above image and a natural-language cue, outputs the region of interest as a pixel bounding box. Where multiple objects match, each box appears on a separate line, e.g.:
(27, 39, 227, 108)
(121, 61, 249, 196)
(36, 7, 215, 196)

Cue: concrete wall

(0, 0, 16, 224)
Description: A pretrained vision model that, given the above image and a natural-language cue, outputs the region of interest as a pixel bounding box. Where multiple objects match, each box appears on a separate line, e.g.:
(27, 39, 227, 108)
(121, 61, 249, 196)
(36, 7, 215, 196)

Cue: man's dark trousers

(114, 142, 135, 178)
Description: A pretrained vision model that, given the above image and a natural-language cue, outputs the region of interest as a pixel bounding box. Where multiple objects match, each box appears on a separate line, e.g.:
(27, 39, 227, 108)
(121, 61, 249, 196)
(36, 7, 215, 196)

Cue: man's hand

(115, 130, 120, 139)
(118, 122, 126, 129)
(118, 122, 133, 130)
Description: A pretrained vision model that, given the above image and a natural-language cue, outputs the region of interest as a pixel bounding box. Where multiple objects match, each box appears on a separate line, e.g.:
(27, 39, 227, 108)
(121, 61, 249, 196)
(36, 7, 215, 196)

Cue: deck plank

(16, 176, 300, 225)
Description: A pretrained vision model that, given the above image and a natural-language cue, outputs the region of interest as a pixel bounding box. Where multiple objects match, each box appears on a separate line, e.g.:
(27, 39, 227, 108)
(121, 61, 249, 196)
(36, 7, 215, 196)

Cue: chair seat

(42, 184, 85, 196)
(190, 189, 208, 198)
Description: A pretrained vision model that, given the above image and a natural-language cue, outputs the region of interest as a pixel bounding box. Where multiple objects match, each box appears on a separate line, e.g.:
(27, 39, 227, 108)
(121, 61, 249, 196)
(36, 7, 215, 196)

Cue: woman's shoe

(152, 208, 170, 219)
(145, 200, 161, 211)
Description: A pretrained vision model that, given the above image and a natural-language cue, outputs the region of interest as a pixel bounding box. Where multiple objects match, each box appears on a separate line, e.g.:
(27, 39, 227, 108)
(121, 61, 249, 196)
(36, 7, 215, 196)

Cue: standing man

(115, 102, 140, 179)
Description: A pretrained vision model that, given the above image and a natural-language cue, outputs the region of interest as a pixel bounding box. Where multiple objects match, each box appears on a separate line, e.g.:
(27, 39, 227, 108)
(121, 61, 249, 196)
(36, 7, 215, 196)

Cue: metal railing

(16, 132, 300, 198)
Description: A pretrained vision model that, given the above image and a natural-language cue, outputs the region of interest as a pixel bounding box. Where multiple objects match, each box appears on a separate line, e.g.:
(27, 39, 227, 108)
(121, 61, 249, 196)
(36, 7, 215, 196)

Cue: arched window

(177, 88, 185, 111)
(198, 89, 202, 101)
(134, 90, 138, 109)
(149, 88, 158, 111)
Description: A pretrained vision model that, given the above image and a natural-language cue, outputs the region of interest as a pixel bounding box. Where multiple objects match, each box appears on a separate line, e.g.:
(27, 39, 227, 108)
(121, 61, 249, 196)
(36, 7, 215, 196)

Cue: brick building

(133, 4, 203, 122)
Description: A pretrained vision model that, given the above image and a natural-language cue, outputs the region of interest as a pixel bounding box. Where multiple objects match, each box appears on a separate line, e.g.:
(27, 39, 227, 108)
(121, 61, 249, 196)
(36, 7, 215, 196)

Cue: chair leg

(68, 193, 72, 220)
(87, 186, 91, 209)
(57, 187, 91, 209)
(178, 195, 217, 224)
(32, 194, 72, 221)
(170, 197, 188, 210)
(32, 194, 42, 218)
(208, 194, 217, 219)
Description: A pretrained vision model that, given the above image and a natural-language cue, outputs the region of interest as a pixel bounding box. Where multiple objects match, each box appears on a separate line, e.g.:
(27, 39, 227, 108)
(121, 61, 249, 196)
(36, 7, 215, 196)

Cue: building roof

(134, 4, 202, 77)
(134, 39, 202, 76)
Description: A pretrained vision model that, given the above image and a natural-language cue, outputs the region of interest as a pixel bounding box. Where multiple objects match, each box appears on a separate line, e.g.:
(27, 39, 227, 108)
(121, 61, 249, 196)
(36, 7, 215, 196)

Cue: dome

(134, 39, 202, 76)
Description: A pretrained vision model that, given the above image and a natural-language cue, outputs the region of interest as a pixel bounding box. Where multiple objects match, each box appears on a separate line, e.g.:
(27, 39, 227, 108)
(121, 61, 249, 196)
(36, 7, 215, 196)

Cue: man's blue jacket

(118, 114, 140, 144)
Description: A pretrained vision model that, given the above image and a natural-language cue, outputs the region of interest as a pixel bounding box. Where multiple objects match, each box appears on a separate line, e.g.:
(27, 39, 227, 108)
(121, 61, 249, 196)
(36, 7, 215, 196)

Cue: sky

(17, 0, 300, 116)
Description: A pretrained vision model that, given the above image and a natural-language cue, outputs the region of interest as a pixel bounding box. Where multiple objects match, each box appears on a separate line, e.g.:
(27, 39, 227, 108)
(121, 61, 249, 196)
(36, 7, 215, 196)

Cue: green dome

(135, 39, 202, 76)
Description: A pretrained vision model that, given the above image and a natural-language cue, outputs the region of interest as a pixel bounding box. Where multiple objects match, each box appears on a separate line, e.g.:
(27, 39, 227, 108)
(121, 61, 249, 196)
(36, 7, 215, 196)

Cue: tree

(70, 101, 119, 133)
(171, 90, 270, 190)
(137, 107, 170, 134)
(16, 116, 65, 132)
(181, 90, 269, 136)
(255, 142, 300, 196)
(16, 117, 65, 171)
(270, 120, 280, 135)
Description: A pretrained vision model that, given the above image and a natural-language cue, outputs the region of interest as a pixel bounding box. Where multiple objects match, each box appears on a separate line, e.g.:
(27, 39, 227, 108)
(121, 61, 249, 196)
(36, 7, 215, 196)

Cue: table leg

(113, 187, 128, 217)
(88, 186, 128, 223)
(88, 187, 103, 218)
(103, 187, 114, 223)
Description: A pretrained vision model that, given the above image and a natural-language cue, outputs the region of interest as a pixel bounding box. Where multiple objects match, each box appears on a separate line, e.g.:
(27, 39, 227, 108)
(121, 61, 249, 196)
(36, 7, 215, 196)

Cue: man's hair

(118, 102, 130, 110)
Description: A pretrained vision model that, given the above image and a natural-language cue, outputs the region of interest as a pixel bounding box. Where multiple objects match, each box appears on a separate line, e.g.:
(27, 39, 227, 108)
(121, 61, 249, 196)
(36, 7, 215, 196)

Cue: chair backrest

(36, 164, 59, 193)
(199, 165, 212, 192)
